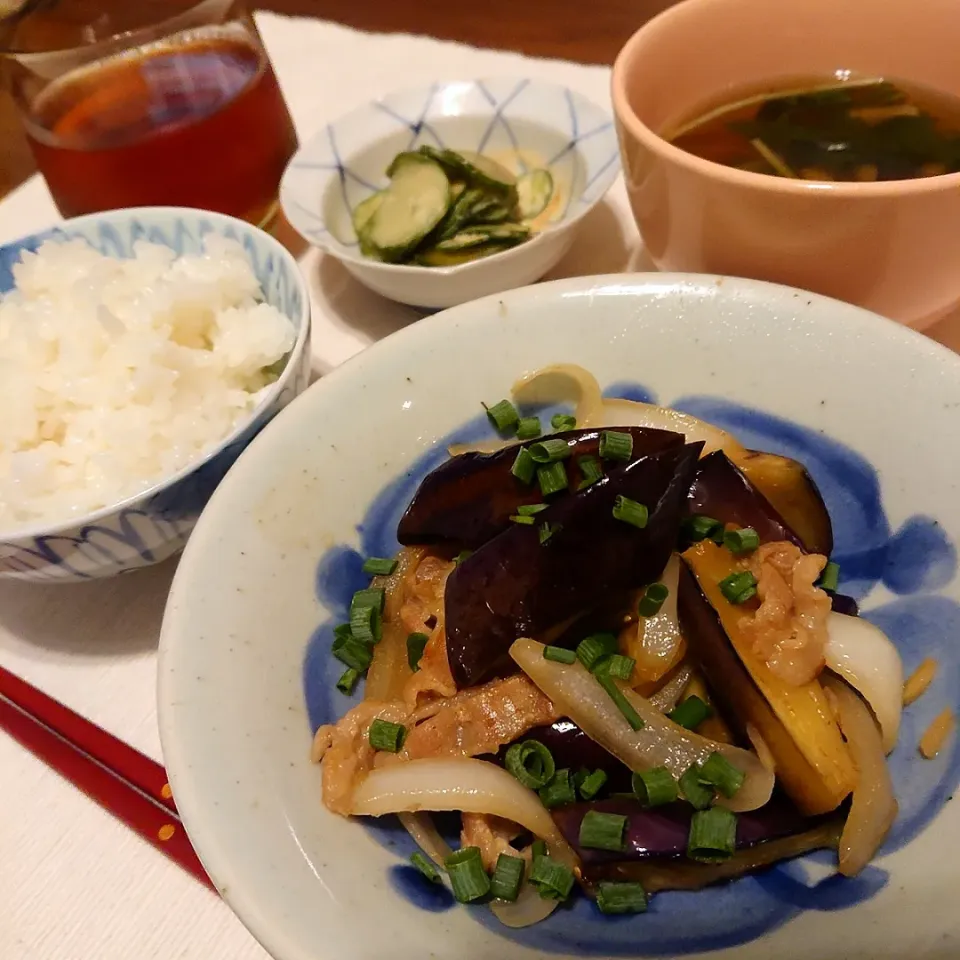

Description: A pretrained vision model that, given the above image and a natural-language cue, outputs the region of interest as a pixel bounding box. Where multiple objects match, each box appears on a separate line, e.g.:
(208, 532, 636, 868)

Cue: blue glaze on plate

(302, 385, 960, 955)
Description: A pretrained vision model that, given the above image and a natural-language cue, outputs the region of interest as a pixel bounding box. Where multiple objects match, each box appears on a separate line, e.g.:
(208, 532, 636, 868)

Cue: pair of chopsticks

(0, 663, 215, 891)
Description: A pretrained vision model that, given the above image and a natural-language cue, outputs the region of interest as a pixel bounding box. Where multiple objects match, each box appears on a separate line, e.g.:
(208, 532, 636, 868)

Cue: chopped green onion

(336, 667, 361, 695)
(543, 645, 577, 664)
(406, 631, 429, 671)
(505, 740, 556, 790)
(517, 503, 549, 516)
(579, 810, 627, 851)
(332, 633, 373, 672)
(551, 413, 577, 431)
(597, 673, 645, 731)
(410, 852, 442, 883)
(718, 571, 758, 605)
(632, 766, 679, 807)
(362, 556, 397, 576)
(537, 461, 569, 498)
(350, 602, 381, 644)
(687, 807, 737, 862)
(489, 853, 525, 901)
(599, 430, 634, 462)
(484, 399, 520, 433)
(576, 632, 619, 671)
(699, 752, 745, 799)
(444, 846, 491, 902)
(667, 695, 713, 730)
(637, 582, 669, 616)
(576, 454, 604, 490)
(683, 514, 724, 543)
(612, 495, 649, 529)
(573, 767, 590, 791)
(333, 622, 352, 641)
(679, 764, 714, 810)
(528, 438, 573, 463)
(511, 447, 536, 484)
(538, 768, 576, 808)
(531, 839, 547, 862)
(596, 653, 636, 681)
(516, 416, 542, 441)
(596, 881, 648, 914)
(539, 521, 562, 544)
(351, 587, 385, 614)
(454, 549, 473, 565)
(510, 514, 536, 525)
(819, 560, 841, 592)
(723, 527, 760, 555)
(368, 718, 406, 753)
(578, 768, 608, 801)
(529, 854, 575, 900)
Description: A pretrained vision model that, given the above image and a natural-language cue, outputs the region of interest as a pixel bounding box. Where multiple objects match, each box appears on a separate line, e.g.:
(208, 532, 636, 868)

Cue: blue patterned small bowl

(279, 78, 619, 309)
(0, 207, 311, 582)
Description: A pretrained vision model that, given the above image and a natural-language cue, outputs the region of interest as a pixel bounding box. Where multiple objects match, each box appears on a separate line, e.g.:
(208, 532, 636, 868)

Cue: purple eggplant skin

(444, 441, 704, 687)
(831, 593, 860, 617)
(397, 427, 683, 549)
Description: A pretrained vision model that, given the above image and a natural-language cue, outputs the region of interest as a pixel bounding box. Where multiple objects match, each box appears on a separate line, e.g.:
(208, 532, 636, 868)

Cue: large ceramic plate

(158, 274, 960, 960)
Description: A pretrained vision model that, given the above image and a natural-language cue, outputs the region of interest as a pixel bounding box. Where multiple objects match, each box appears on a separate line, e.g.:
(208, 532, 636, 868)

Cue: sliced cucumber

(467, 197, 513, 224)
(516, 169, 554, 219)
(351, 191, 385, 236)
(458, 150, 518, 190)
(385, 151, 434, 178)
(435, 222, 529, 252)
(364, 159, 451, 262)
(436, 187, 485, 242)
(415, 241, 516, 267)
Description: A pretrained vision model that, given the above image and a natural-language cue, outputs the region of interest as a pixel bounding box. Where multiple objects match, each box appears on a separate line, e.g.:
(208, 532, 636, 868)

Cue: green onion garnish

(333, 622, 352, 641)
(666, 695, 713, 730)
(596, 881, 648, 914)
(336, 667, 361, 695)
(511, 447, 536, 484)
(531, 839, 547, 862)
(687, 806, 737, 862)
(529, 854, 575, 901)
(543, 645, 577, 664)
(718, 571, 758, 604)
(528, 438, 572, 463)
(683, 514, 724, 543)
(510, 514, 536, 525)
(504, 740, 556, 790)
(454, 549, 473, 565)
(699, 752, 745, 799)
(576, 454, 604, 490)
(332, 633, 373, 672)
(723, 527, 760, 555)
(632, 766, 679, 807)
(679, 764, 714, 810)
(444, 846, 491, 902)
(350, 602, 381, 644)
(576, 632, 619, 671)
(406, 631, 429, 671)
(516, 416, 542, 441)
(819, 560, 840, 592)
(484, 399, 520, 433)
(579, 810, 627, 851)
(612, 495, 649, 529)
(578, 768, 608, 800)
(538, 521, 562, 544)
(517, 503, 549, 516)
(351, 587, 385, 614)
(599, 430, 634, 462)
(537, 461, 568, 498)
(637, 582, 669, 616)
(597, 673, 645, 731)
(410, 852, 442, 883)
(362, 556, 397, 576)
(551, 413, 577, 431)
(538, 768, 576, 808)
(596, 653, 636, 681)
(368, 718, 406, 753)
(489, 853, 525, 901)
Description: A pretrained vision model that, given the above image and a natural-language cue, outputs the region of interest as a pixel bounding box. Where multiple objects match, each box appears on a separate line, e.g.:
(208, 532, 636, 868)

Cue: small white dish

(160, 274, 960, 960)
(280, 78, 619, 309)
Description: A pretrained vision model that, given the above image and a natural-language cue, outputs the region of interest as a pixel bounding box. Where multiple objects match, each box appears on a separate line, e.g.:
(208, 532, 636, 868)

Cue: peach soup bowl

(611, 0, 960, 329)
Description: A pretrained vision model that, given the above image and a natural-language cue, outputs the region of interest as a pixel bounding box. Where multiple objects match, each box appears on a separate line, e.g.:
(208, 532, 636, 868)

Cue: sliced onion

(628, 555, 684, 684)
(648, 664, 693, 712)
(398, 812, 452, 867)
(512, 363, 604, 425)
(351, 757, 577, 868)
(511, 638, 774, 811)
(825, 612, 903, 753)
(822, 675, 898, 877)
(491, 880, 559, 928)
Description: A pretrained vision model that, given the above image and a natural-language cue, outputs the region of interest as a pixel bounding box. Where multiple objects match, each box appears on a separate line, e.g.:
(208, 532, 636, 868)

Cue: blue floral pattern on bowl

(0, 207, 311, 582)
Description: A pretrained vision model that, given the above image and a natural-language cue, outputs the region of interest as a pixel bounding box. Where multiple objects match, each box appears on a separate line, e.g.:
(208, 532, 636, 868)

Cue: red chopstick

(0, 664, 215, 891)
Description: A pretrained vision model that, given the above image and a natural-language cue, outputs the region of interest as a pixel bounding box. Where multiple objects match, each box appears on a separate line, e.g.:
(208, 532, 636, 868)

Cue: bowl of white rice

(0, 206, 311, 582)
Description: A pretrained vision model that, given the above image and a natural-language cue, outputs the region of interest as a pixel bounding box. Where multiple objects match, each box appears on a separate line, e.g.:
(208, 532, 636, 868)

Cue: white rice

(0, 235, 296, 531)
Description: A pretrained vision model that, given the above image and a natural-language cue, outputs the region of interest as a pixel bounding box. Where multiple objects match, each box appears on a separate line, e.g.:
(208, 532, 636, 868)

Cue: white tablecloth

(1, 13, 959, 960)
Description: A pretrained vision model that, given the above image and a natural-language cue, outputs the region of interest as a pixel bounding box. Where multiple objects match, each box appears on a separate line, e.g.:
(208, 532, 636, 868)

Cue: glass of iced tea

(3, 0, 299, 226)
